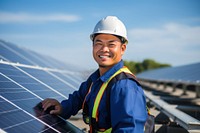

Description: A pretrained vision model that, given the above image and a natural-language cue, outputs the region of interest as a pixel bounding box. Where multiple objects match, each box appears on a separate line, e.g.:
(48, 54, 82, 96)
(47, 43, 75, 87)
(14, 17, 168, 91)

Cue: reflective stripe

(92, 67, 133, 132)
(97, 127, 112, 133)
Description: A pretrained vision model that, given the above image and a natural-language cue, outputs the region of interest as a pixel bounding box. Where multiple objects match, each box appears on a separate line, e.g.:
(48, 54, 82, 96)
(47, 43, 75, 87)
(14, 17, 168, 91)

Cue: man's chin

(98, 63, 113, 68)
(99, 64, 107, 68)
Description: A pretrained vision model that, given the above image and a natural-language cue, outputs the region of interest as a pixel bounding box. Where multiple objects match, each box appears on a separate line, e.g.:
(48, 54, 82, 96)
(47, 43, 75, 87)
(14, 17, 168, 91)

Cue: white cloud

(0, 12, 81, 23)
(125, 23, 200, 66)
(129, 23, 200, 46)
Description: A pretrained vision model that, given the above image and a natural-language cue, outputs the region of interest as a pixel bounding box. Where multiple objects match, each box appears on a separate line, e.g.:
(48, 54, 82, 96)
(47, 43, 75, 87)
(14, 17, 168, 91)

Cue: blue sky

(0, 0, 200, 70)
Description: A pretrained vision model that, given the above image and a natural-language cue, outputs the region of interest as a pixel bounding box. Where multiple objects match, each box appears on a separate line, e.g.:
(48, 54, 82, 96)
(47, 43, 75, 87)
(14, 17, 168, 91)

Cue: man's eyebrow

(94, 39, 118, 43)
(94, 39, 103, 42)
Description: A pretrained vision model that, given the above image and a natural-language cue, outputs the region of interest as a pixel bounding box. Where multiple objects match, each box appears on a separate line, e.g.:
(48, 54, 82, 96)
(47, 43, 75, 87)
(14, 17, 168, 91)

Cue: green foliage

(124, 59, 171, 74)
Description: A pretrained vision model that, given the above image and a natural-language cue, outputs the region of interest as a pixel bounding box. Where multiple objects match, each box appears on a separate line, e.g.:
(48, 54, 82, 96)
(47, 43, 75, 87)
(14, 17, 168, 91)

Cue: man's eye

(109, 44, 115, 47)
(94, 43, 102, 48)
(95, 43, 102, 46)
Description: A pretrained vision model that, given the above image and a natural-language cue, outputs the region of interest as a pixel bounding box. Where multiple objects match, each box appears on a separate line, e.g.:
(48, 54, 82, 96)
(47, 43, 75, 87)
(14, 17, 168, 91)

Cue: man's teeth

(99, 55, 110, 58)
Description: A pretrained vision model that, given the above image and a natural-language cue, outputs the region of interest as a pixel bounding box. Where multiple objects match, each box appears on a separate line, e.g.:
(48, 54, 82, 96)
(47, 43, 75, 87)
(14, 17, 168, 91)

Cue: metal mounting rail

(139, 78, 200, 98)
(145, 91, 200, 133)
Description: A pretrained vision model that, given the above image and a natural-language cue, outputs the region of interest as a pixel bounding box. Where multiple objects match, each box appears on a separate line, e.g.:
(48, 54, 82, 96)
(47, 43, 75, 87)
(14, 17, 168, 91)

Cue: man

(42, 16, 148, 132)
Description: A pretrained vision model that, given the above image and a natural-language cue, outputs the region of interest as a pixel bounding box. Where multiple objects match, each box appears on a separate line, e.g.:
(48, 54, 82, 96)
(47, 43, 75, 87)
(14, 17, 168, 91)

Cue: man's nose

(101, 45, 109, 52)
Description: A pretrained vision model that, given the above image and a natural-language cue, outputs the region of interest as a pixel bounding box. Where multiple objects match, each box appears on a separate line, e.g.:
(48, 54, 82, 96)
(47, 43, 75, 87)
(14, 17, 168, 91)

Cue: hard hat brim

(90, 32, 128, 44)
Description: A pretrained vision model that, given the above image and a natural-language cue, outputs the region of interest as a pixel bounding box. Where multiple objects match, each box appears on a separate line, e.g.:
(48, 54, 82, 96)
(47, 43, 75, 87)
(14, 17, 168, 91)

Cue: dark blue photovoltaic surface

(0, 96, 83, 133)
(50, 71, 81, 89)
(0, 64, 65, 102)
(0, 40, 84, 132)
(19, 67, 78, 97)
(0, 97, 46, 133)
(137, 63, 200, 83)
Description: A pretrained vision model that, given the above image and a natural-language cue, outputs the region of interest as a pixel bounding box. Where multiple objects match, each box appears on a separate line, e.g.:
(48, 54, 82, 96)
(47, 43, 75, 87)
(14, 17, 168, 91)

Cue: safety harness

(82, 66, 141, 133)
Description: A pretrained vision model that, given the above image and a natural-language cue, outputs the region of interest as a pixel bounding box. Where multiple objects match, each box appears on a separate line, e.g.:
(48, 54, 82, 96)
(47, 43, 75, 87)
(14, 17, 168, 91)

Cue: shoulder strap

(92, 67, 134, 120)
(106, 72, 140, 127)
(82, 78, 93, 124)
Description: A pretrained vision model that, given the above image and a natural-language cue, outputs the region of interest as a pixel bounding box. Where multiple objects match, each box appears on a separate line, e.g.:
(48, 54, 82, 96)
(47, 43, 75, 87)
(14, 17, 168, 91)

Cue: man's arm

(110, 79, 148, 132)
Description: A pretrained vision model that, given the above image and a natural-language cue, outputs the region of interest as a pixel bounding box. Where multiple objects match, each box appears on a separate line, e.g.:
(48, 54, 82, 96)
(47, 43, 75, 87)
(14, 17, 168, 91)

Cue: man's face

(93, 34, 126, 68)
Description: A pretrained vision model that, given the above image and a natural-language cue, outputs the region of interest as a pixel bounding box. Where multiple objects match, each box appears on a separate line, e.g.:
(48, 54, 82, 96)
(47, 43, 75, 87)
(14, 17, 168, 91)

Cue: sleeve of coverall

(110, 79, 148, 133)
(60, 81, 88, 119)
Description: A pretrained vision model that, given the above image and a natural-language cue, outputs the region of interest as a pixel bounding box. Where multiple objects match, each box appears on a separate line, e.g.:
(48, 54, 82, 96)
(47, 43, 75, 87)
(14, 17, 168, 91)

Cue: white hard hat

(90, 16, 128, 44)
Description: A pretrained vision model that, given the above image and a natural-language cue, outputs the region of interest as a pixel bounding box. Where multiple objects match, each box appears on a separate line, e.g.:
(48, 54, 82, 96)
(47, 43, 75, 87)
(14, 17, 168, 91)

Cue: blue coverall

(61, 60, 148, 132)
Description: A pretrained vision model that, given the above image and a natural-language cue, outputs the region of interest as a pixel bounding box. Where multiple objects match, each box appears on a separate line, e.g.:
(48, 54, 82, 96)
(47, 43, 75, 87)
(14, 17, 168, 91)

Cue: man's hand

(42, 98, 62, 115)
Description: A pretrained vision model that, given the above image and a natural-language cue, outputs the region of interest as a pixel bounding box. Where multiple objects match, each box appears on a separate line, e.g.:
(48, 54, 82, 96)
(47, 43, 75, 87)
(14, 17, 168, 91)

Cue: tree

(124, 59, 171, 74)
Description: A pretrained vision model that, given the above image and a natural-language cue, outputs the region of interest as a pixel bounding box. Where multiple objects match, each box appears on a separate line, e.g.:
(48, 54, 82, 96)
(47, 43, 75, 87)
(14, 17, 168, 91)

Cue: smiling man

(92, 34, 126, 75)
(42, 16, 147, 133)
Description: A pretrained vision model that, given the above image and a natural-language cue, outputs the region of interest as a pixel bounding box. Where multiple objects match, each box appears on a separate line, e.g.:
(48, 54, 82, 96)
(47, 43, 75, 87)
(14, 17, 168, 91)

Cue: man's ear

(121, 44, 126, 55)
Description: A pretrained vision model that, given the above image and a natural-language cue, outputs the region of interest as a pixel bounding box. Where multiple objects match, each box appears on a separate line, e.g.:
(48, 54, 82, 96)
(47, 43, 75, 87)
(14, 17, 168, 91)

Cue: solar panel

(137, 63, 200, 84)
(0, 96, 45, 133)
(0, 40, 34, 65)
(0, 40, 84, 132)
(0, 39, 82, 71)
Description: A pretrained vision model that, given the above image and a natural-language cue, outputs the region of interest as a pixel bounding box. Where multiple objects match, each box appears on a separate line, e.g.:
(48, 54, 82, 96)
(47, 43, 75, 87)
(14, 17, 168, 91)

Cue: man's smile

(99, 55, 111, 59)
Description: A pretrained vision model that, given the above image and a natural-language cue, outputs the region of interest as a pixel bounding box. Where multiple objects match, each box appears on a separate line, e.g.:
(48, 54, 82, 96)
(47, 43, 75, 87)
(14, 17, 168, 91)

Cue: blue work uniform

(61, 60, 148, 132)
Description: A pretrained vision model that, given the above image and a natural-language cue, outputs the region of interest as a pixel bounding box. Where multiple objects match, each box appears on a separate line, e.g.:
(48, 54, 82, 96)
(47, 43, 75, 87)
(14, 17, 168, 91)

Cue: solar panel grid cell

(51, 72, 81, 89)
(20, 67, 76, 97)
(27, 50, 55, 69)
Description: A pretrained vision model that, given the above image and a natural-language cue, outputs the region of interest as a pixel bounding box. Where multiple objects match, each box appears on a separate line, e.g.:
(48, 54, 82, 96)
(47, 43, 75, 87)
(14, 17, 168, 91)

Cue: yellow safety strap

(92, 67, 133, 132)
